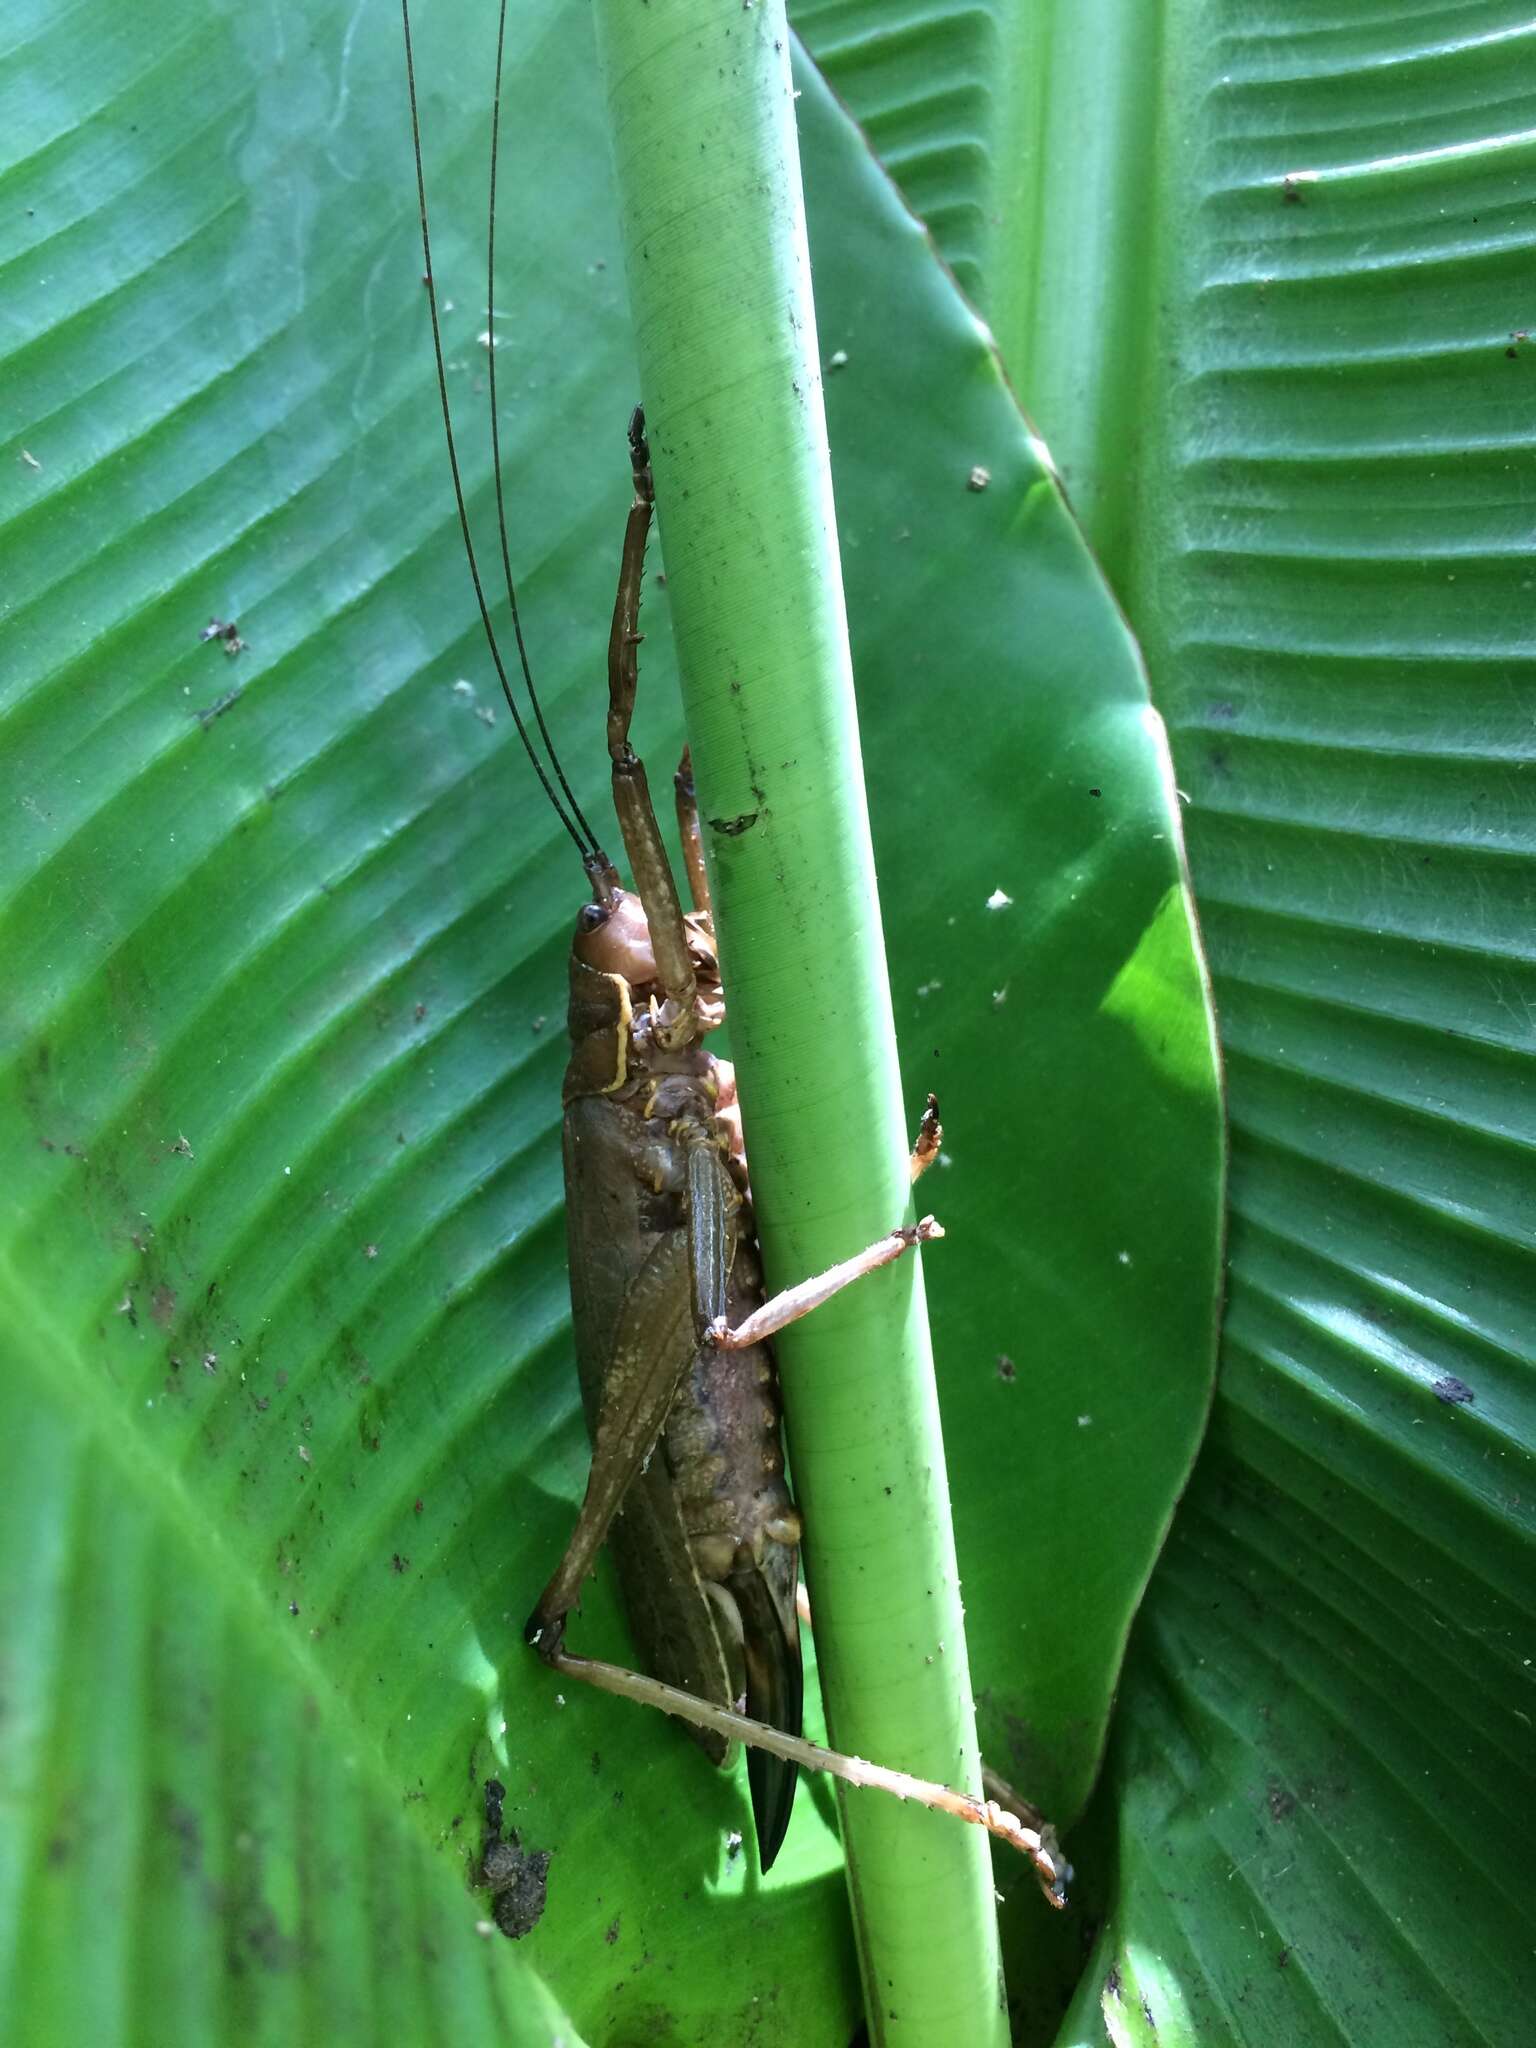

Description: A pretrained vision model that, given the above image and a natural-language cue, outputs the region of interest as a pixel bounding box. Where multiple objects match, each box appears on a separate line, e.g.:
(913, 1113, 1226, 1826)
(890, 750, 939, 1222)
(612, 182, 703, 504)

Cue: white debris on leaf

(986, 888, 1013, 911)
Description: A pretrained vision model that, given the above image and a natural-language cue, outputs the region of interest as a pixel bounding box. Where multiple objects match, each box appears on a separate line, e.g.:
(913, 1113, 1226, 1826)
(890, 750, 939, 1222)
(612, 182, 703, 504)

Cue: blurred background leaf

(798, 0, 1536, 2038)
(0, 0, 1218, 2043)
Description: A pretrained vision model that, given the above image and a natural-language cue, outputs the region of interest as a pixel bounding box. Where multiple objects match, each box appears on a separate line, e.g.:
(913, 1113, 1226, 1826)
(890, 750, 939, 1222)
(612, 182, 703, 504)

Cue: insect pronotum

(399, 0, 1065, 1903)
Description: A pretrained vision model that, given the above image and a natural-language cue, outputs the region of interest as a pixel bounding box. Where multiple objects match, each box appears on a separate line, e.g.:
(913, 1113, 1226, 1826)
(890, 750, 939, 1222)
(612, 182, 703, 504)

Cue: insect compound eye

(578, 901, 610, 935)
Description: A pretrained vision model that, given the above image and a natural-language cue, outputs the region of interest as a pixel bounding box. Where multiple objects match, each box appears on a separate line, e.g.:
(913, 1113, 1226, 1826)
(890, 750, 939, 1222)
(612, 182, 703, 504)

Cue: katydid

(400, 0, 1065, 1904)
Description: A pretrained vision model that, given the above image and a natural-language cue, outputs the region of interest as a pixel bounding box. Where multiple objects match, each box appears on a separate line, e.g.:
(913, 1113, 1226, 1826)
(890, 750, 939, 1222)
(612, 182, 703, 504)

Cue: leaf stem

(590, 4, 1011, 2039)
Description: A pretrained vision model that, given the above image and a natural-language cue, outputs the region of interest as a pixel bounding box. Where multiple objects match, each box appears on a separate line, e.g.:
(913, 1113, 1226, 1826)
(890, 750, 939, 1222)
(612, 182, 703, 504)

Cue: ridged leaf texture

(1, 1, 1221, 2042)
(797, 0, 1536, 2039)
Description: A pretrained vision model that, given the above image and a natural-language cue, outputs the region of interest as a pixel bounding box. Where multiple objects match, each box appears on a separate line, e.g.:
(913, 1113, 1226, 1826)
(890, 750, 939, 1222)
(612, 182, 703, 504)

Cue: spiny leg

(709, 1094, 946, 1350)
(708, 1216, 943, 1352)
(544, 1642, 1068, 1906)
(792, 1576, 1053, 1850)
(529, 1148, 941, 1658)
(784, 1579, 1069, 1906)
(674, 746, 712, 919)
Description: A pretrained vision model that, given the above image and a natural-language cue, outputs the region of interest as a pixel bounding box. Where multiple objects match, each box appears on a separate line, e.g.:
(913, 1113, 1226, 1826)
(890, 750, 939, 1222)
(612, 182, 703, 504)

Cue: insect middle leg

(706, 1212, 944, 1352)
(527, 1144, 936, 1650)
(674, 745, 712, 920)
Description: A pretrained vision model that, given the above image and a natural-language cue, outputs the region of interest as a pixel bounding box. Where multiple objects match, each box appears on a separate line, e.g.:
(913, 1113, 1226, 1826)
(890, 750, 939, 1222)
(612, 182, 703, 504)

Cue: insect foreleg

(707, 1096, 943, 1349)
(603, 408, 699, 1029)
(707, 1215, 944, 1352)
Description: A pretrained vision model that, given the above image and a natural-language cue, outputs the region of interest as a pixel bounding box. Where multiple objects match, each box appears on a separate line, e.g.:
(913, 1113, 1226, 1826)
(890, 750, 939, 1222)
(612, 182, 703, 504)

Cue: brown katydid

(400, 0, 1066, 1902)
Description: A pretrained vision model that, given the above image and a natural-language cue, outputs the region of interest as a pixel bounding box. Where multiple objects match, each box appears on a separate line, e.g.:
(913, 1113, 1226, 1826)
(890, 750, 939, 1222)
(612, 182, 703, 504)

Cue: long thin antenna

(400, 0, 593, 862)
(485, 0, 600, 853)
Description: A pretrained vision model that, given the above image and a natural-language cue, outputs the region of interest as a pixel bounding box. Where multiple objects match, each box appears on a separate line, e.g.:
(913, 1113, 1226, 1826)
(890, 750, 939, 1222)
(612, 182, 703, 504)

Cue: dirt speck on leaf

(478, 1778, 551, 1941)
(199, 617, 246, 656)
(1433, 1375, 1475, 1406)
(161, 1793, 204, 1875)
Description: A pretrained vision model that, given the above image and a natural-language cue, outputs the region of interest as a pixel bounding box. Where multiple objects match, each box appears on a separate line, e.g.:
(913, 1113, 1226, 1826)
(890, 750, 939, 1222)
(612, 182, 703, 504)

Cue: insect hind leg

(674, 746, 712, 919)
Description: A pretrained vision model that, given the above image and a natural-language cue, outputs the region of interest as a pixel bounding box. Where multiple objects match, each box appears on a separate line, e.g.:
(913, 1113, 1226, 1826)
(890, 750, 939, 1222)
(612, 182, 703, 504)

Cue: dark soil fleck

(199, 617, 246, 656)
(1433, 1375, 1475, 1406)
(162, 1793, 204, 1876)
(483, 1779, 505, 1836)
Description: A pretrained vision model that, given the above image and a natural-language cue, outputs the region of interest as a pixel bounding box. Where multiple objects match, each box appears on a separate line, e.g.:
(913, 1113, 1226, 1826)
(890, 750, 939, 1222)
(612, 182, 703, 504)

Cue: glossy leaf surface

(797, 0, 1536, 2039)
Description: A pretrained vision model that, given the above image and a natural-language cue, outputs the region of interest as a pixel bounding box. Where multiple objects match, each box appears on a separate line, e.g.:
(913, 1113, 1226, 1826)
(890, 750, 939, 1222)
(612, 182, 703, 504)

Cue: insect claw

(524, 1609, 564, 1659)
(910, 1093, 942, 1181)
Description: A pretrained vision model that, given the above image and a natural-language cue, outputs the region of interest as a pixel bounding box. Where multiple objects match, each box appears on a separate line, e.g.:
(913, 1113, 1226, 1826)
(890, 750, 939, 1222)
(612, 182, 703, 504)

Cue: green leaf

(1, 0, 1220, 2040)
(0, 1339, 579, 2046)
(796, 0, 1536, 2038)
(797, 53, 1224, 1837)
